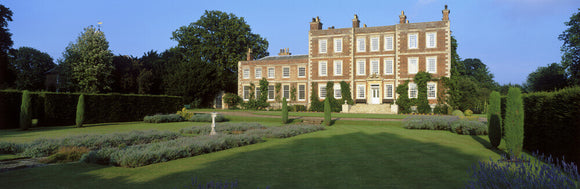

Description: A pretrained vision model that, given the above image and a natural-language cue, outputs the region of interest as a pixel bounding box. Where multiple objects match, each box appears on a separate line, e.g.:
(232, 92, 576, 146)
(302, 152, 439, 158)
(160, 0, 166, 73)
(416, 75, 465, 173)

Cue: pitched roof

(258, 54, 308, 61)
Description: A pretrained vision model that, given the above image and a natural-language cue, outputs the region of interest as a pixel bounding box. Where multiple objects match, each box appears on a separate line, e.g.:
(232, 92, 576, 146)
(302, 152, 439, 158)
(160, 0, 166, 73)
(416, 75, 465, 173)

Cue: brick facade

(238, 6, 451, 109)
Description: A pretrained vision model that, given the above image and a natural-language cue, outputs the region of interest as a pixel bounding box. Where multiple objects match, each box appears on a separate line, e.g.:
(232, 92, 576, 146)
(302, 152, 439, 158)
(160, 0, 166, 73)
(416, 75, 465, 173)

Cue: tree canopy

(526, 63, 568, 92)
(0, 4, 13, 88)
(61, 25, 114, 93)
(171, 10, 269, 93)
(559, 8, 580, 85)
(9, 47, 55, 90)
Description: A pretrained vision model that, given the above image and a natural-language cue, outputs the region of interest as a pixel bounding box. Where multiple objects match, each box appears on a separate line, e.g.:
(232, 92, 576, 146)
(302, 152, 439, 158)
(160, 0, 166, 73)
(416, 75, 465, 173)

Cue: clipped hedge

(0, 90, 182, 128)
(403, 115, 487, 135)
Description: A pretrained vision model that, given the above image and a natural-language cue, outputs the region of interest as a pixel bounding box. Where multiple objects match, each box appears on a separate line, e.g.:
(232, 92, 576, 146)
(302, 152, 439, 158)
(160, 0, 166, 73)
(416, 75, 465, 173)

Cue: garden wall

(501, 87, 580, 167)
(0, 91, 182, 129)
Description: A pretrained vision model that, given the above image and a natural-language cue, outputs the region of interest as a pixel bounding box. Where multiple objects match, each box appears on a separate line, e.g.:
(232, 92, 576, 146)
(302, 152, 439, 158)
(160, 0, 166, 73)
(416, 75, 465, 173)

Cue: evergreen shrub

(452, 110, 464, 117)
(504, 87, 524, 158)
(143, 114, 184, 123)
(324, 98, 331, 126)
(487, 91, 502, 148)
(282, 98, 288, 124)
(75, 94, 85, 128)
(464, 109, 473, 116)
(19, 90, 32, 130)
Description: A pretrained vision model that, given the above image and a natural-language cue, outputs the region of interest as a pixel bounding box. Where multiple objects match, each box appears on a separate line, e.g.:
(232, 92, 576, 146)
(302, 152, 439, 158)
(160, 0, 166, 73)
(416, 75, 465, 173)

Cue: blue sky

(3, 0, 579, 85)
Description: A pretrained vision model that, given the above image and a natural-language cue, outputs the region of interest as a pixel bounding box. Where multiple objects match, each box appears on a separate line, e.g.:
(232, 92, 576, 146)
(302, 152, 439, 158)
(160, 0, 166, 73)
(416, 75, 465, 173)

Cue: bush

(176, 108, 195, 120)
(243, 124, 325, 138)
(42, 146, 91, 163)
(0, 142, 25, 154)
(450, 120, 488, 135)
(464, 109, 473, 116)
(143, 114, 184, 123)
(223, 93, 242, 109)
(505, 87, 524, 157)
(20, 90, 32, 130)
(466, 152, 580, 189)
(487, 91, 502, 149)
(75, 94, 85, 128)
(324, 98, 331, 126)
(396, 81, 412, 114)
(294, 105, 306, 112)
(180, 122, 266, 135)
(403, 116, 458, 130)
(189, 113, 226, 122)
(433, 104, 449, 115)
(452, 110, 464, 117)
(340, 81, 354, 105)
(282, 98, 288, 124)
(415, 71, 432, 114)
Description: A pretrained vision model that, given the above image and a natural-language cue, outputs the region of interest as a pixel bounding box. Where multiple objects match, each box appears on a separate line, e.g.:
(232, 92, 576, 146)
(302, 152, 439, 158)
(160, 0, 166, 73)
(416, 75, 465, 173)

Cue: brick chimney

(442, 5, 450, 21)
(246, 48, 252, 61)
(399, 11, 407, 24)
(278, 48, 291, 56)
(310, 16, 322, 30)
(352, 14, 360, 28)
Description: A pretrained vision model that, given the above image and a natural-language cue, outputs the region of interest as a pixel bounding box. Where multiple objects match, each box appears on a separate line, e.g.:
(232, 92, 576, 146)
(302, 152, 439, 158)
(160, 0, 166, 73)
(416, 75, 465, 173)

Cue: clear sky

(3, 0, 579, 85)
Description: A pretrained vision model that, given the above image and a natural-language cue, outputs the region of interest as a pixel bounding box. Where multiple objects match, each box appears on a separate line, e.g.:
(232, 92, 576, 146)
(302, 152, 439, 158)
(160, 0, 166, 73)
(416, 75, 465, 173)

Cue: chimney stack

(399, 11, 407, 24)
(246, 48, 252, 61)
(442, 5, 450, 21)
(352, 14, 360, 28)
(310, 16, 322, 30)
(278, 48, 291, 56)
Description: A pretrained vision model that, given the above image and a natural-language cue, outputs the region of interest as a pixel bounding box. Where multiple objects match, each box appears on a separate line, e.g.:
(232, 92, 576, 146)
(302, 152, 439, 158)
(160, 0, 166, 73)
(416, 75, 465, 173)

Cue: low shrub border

(403, 115, 487, 135)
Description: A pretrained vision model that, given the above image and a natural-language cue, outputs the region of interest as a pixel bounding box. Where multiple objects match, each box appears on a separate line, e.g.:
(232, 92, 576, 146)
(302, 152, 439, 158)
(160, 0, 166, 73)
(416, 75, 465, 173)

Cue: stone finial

(352, 14, 360, 28)
(442, 4, 450, 21)
(399, 11, 407, 24)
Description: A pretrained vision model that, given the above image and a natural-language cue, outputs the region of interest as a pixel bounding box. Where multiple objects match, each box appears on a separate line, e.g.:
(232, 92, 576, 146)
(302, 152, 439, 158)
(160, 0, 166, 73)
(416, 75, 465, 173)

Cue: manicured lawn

(0, 118, 502, 188)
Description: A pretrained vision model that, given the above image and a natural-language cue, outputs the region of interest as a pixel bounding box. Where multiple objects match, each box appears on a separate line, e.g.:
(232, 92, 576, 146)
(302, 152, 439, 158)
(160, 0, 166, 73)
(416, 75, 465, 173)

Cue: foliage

(559, 9, 580, 85)
(504, 87, 524, 158)
(450, 120, 488, 135)
(526, 63, 569, 92)
(19, 90, 31, 130)
(340, 81, 354, 105)
(309, 83, 323, 112)
(172, 10, 269, 93)
(395, 81, 412, 114)
(415, 71, 432, 113)
(0, 4, 14, 89)
(223, 93, 242, 109)
(176, 108, 194, 120)
(487, 91, 502, 149)
(244, 124, 325, 138)
(143, 114, 184, 123)
(180, 122, 266, 135)
(42, 146, 91, 163)
(110, 55, 139, 94)
(290, 85, 297, 102)
(324, 81, 342, 112)
(282, 97, 288, 124)
(465, 152, 580, 189)
(275, 83, 281, 102)
(324, 98, 331, 126)
(464, 109, 473, 116)
(75, 94, 85, 128)
(189, 113, 227, 122)
(433, 104, 449, 115)
(8, 47, 56, 91)
(294, 105, 306, 112)
(61, 25, 114, 93)
(451, 110, 464, 117)
(258, 78, 269, 109)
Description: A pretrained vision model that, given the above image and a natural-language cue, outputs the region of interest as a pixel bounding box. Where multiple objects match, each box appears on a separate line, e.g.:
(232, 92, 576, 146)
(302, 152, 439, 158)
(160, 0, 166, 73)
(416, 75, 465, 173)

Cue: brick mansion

(237, 6, 451, 113)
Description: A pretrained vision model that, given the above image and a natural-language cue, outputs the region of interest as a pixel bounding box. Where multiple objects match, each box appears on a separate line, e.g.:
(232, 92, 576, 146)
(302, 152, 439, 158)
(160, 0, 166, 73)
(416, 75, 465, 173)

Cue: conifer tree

(504, 87, 524, 158)
(76, 94, 85, 128)
(487, 91, 502, 148)
(282, 97, 288, 124)
(19, 90, 31, 130)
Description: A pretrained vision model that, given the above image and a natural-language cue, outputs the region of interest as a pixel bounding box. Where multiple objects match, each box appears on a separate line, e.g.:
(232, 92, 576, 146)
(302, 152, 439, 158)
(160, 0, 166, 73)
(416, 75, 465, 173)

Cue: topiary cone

(282, 97, 288, 124)
(76, 94, 85, 128)
(487, 91, 502, 149)
(19, 90, 32, 130)
(324, 98, 331, 126)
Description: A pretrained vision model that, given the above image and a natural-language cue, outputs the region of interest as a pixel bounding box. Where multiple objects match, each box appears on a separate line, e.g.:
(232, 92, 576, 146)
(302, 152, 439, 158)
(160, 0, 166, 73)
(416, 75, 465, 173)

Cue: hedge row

(402, 116, 487, 135)
(0, 90, 182, 129)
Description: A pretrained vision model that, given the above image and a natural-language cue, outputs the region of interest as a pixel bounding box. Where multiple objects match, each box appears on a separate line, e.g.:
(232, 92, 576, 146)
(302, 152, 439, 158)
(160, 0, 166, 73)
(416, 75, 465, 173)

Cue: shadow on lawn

(0, 130, 494, 189)
(469, 135, 507, 157)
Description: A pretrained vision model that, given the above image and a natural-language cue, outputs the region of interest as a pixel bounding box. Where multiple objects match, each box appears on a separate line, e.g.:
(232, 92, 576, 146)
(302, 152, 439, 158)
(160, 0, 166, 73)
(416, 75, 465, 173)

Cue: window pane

(243, 69, 249, 78)
(358, 38, 365, 52)
(409, 34, 417, 49)
(299, 85, 305, 100)
(283, 85, 290, 99)
(320, 86, 326, 98)
(268, 85, 274, 100)
(358, 60, 365, 75)
(335, 39, 342, 52)
(371, 60, 379, 74)
(243, 86, 250, 99)
(385, 36, 393, 50)
(335, 88, 342, 98)
(357, 85, 365, 98)
(283, 67, 290, 77)
(268, 68, 274, 78)
(386, 85, 393, 98)
(371, 37, 379, 51)
(385, 59, 393, 74)
(319, 39, 327, 53)
(256, 87, 260, 98)
(255, 68, 262, 78)
(335, 61, 342, 75)
(409, 83, 417, 98)
(320, 62, 327, 76)
(298, 67, 305, 77)
(428, 83, 436, 98)
(427, 57, 436, 73)
(409, 58, 418, 74)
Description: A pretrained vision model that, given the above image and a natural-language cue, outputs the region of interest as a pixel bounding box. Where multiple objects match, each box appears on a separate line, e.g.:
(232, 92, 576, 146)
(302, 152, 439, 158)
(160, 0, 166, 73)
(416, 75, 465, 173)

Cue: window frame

(426, 32, 437, 48)
(268, 85, 275, 100)
(334, 38, 342, 53)
(384, 84, 393, 99)
(334, 60, 342, 76)
(357, 85, 366, 99)
(267, 67, 275, 78)
(319, 84, 327, 99)
(298, 66, 306, 78)
(282, 66, 290, 78)
(255, 86, 261, 99)
(370, 59, 380, 75)
(319, 39, 327, 54)
(408, 57, 418, 74)
(357, 59, 366, 76)
(243, 68, 249, 79)
(408, 33, 418, 49)
(384, 58, 394, 75)
(357, 37, 366, 52)
(334, 83, 342, 99)
(243, 86, 251, 100)
(408, 83, 417, 99)
(283, 84, 290, 100)
(319, 61, 327, 76)
(370, 36, 379, 52)
(298, 84, 306, 101)
(428, 82, 437, 99)
(255, 67, 262, 79)
(427, 56, 437, 74)
(384, 35, 394, 51)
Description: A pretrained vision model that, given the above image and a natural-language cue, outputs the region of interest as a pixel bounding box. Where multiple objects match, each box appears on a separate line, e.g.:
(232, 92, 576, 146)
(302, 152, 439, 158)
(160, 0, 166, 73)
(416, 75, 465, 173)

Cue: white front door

(370, 85, 380, 104)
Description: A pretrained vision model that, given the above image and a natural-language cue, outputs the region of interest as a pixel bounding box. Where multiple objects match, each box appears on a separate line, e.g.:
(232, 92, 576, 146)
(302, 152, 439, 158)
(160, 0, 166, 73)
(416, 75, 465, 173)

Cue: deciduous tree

(559, 9, 580, 85)
(525, 63, 568, 92)
(9, 47, 55, 90)
(0, 4, 14, 88)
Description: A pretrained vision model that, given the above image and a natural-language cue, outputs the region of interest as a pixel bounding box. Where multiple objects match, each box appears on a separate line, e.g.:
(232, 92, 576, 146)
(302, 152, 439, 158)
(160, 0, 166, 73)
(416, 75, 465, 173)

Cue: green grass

(0, 118, 502, 188)
(0, 154, 21, 161)
(253, 111, 409, 119)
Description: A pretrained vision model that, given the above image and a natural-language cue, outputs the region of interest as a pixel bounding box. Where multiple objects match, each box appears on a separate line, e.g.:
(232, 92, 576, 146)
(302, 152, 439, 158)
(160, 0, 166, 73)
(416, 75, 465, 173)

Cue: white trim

(370, 36, 379, 52)
(319, 61, 327, 76)
(334, 38, 342, 53)
(384, 58, 394, 75)
(408, 57, 418, 74)
(357, 37, 366, 52)
(267, 67, 275, 78)
(243, 85, 251, 100)
(408, 82, 417, 99)
(357, 59, 366, 75)
(243, 68, 249, 79)
(298, 66, 306, 78)
(267, 85, 275, 101)
(334, 60, 342, 76)
(319, 84, 327, 99)
(298, 84, 306, 101)
(428, 82, 437, 99)
(426, 32, 437, 48)
(357, 85, 366, 99)
(370, 59, 380, 75)
(283, 84, 290, 99)
(282, 66, 290, 78)
(384, 35, 394, 51)
(255, 67, 262, 79)
(384, 84, 394, 99)
(319, 39, 327, 54)
(408, 33, 418, 49)
(427, 56, 437, 74)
